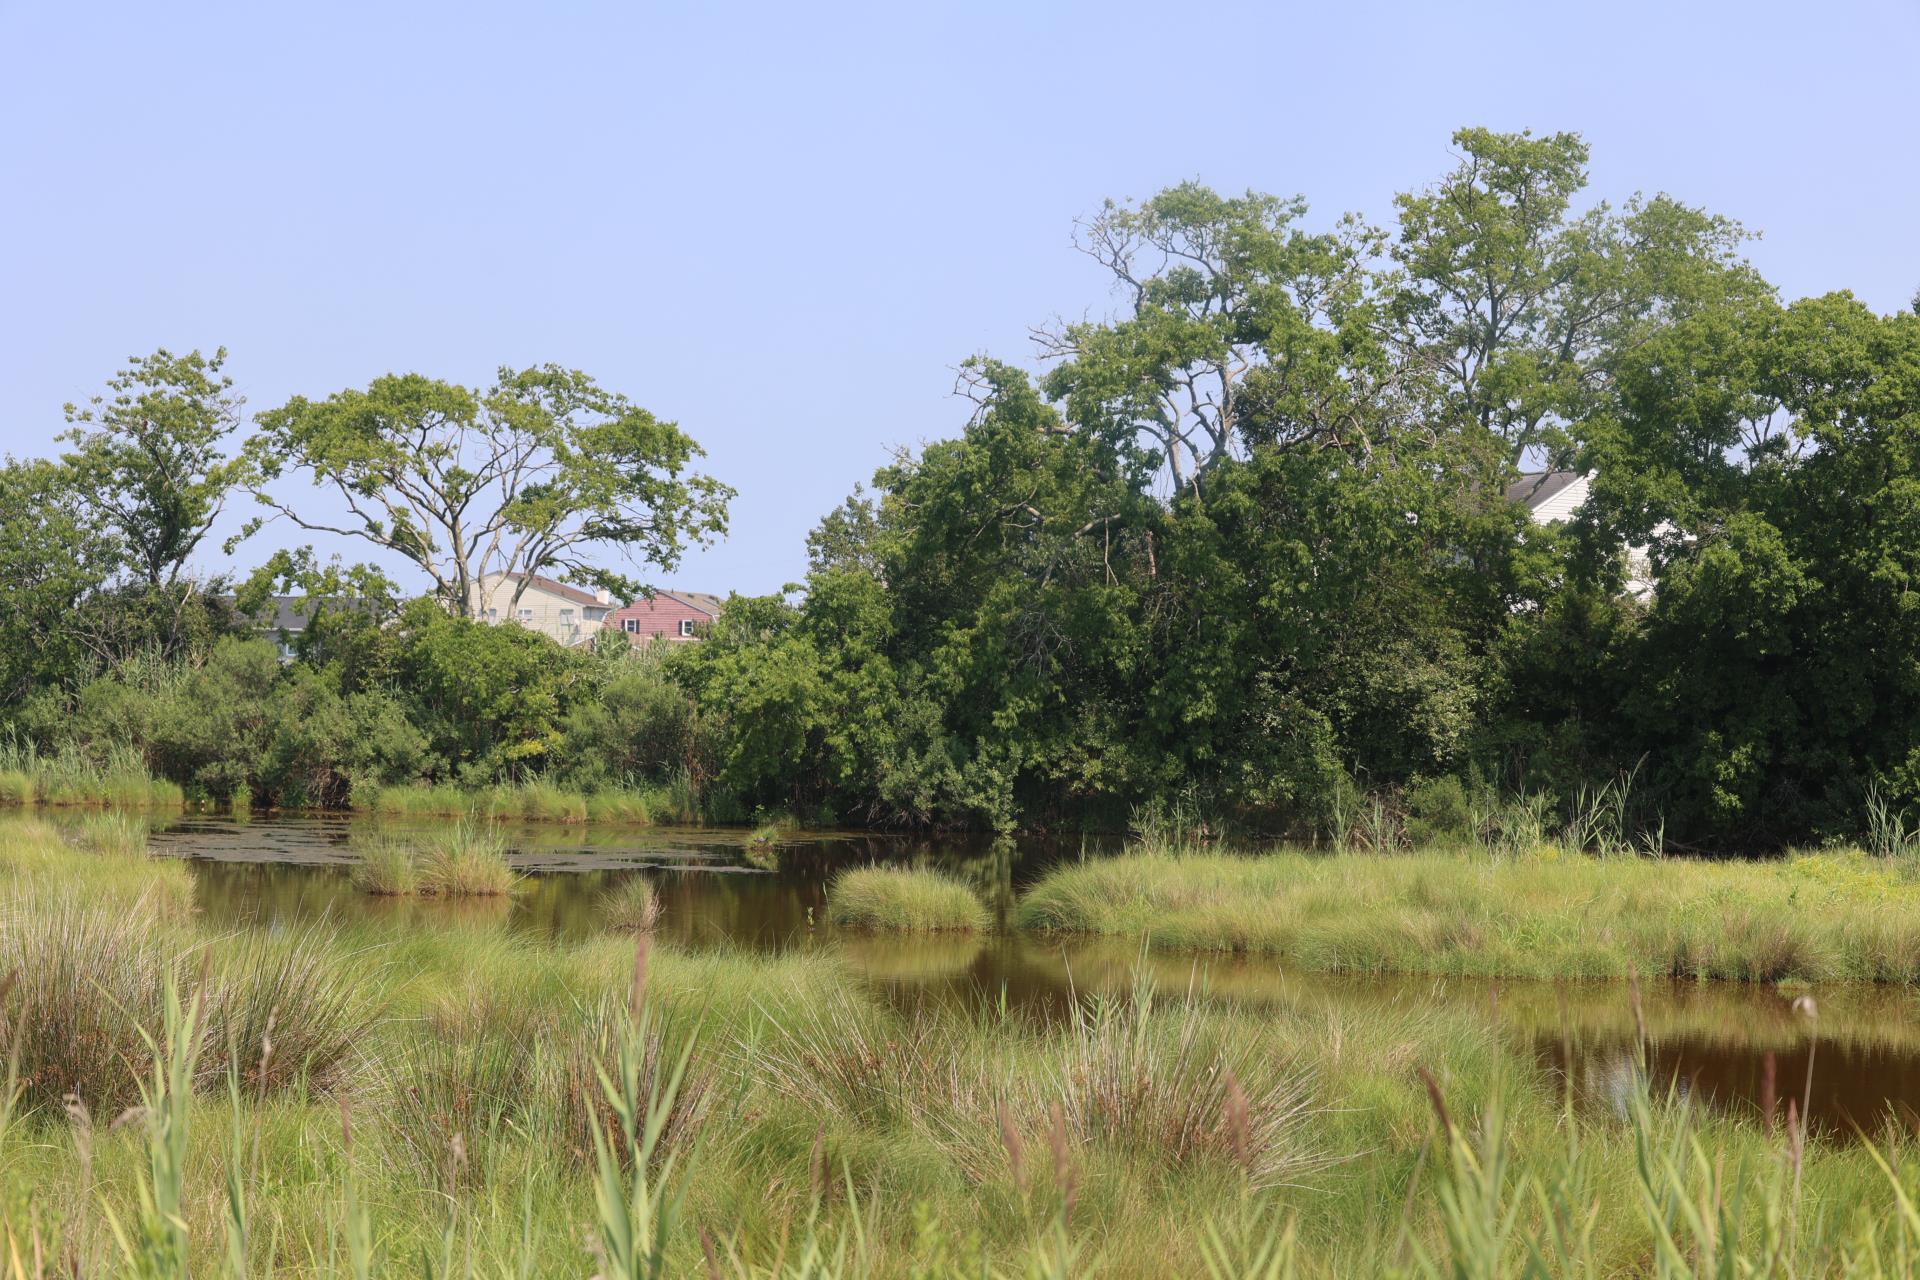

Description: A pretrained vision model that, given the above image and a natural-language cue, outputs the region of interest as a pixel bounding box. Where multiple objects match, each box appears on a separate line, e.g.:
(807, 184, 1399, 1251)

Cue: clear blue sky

(4, 0, 1916, 597)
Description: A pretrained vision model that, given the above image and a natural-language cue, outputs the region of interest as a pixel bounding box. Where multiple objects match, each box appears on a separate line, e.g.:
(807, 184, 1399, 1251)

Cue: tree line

(7, 127, 1919, 844)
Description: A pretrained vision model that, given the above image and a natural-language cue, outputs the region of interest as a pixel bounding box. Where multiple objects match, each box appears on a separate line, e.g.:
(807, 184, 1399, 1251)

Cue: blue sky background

(4, 0, 1916, 597)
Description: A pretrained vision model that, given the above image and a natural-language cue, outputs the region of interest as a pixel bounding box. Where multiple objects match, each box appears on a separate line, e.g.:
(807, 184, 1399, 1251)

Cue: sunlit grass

(1016, 841, 1920, 983)
(827, 865, 990, 931)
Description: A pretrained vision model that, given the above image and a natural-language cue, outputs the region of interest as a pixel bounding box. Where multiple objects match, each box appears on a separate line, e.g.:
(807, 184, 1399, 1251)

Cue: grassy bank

(8, 817, 1920, 1275)
(827, 866, 990, 931)
(362, 777, 700, 825)
(1016, 844, 1920, 984)
(0, 742, 184, 810)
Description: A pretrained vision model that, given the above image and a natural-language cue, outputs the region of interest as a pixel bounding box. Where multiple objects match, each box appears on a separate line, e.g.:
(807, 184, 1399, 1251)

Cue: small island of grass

(826, 866, 990, 932)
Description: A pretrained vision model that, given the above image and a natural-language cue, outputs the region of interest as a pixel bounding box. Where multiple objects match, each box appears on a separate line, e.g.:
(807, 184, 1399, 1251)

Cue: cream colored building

(1507, 471, 1659, 601)
(468, 572, 616, 647)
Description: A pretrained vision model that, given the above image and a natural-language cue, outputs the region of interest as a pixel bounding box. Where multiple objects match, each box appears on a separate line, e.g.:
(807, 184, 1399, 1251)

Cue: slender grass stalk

(103, 974, 205, 1279)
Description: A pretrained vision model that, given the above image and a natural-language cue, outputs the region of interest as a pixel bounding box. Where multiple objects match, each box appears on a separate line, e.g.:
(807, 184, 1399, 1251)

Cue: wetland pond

(138, 813, 1920, 1141)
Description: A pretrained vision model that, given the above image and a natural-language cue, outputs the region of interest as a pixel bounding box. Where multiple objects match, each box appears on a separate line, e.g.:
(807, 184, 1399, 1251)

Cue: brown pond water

(136, 813, 1920, 1140)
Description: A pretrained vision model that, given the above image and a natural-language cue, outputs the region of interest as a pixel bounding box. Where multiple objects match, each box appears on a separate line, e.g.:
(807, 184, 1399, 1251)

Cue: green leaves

(248, 365, 732, 614)
(60, 346, 250, 586)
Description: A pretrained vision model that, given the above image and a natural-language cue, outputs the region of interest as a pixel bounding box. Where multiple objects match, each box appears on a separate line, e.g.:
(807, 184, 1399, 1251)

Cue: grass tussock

(350, 824, 522, 898)
(602, 874, 661, 932)
(0, 897, 175, 1115)
(1016, 842, 1920, 984)
(418, 823, 522, 897)
(827, 865, 990, 932)
(348, 828, 422, 895)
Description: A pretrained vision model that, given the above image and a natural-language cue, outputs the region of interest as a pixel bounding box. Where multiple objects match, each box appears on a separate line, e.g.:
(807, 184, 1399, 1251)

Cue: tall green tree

(60, 347, 249, 586)
(1390, 128, 1770, 466)
(247, 366, 732, 615)
(0, 459, 122, 703)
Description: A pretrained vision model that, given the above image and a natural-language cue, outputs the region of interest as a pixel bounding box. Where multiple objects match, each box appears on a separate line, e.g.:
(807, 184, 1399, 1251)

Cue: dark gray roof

(247, 595, 373, 632)
(1505, 470, 1582, 510)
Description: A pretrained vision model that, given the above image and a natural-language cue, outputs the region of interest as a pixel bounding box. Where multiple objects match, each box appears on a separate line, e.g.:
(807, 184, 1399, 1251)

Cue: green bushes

(827, 866, 989, 931)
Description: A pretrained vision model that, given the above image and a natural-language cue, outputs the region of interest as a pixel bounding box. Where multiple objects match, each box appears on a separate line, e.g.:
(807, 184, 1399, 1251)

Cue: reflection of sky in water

(95, 813, 1920, 1141)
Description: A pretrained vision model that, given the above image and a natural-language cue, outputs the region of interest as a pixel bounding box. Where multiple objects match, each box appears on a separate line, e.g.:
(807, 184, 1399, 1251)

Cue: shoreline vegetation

(1015, 843, 1920, 986)
(8, 815, 1920, 1275)
(362, 778, 701, 826)
(0, 743, 184, 810)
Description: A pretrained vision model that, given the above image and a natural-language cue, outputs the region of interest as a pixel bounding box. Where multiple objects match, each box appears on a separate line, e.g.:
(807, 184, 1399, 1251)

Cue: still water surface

(143, 814, 1920, 1140)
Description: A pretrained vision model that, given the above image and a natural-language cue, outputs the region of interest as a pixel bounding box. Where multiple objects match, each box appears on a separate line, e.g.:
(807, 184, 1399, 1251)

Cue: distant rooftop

(1505, 470, 1582, 510)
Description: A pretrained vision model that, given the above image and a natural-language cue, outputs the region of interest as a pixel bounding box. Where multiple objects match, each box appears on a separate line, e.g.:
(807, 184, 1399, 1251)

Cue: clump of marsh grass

(586, 789, 654, 824)
(61, 811, 150, 858)
(602, 875, 661, 933)
(419, 823, 522, 898)
(363, 782, 471, 819)
(555, 989, 712, 1169)
(827, 866, 989, 932)
(0, 739, 183, 810)
(754, 987, 950, 1130)
(204, 923, 379, 1097)
(1865, 782, 1920, 861)
(349, 828, 421, 895)
(1050, 966, 1323, 1189)
(756, 962, 1324, 1192)
(384, 994, 544, 1192)
(0, 898, 176, 1115)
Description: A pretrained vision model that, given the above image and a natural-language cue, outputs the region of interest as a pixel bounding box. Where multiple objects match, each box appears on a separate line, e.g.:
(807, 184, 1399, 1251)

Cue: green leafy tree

(0, 459, 122, 702)
(60, 347, 249, 586)
(247, 366, 732, 615)
(1390, 127, 1769, 465)
(1037, 183, 1388, 496)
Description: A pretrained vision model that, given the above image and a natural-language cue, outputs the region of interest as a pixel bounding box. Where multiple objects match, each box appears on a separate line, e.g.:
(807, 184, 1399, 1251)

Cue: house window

(517, 608, 533, 623)
(623, 618, 639, 634)
(678, 619, 695, 638)
(560, 608, 575, 629)
(485, 608, 498, 622)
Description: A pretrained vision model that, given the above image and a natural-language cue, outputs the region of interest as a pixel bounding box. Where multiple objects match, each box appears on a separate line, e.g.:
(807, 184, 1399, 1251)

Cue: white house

(468, 572, 616, 646)
(1507, 471, 1657, 600)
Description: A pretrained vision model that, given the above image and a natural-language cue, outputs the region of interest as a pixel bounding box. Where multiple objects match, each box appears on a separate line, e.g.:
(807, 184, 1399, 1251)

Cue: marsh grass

(1016, 842, 1920, 983)
(60, 810, 150, 858)
(365, 780, 683, 826)
(384, 993, 544, 1192)
(14, 815, 1920, 1276)
(0, 740, 183, 810)
(205, 924, 379, 1097)
(827, 866, 990, 932)
(418, 823, 522, 897)
(556, 991, 713, 1170)
(603, 875, 661, 933)
(0, 897, 175, 1114)
(348, 828, 421, 895)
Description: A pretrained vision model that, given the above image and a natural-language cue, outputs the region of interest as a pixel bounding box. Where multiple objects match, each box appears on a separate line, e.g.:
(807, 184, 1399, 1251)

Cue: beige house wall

(467, 573, 614, 646)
